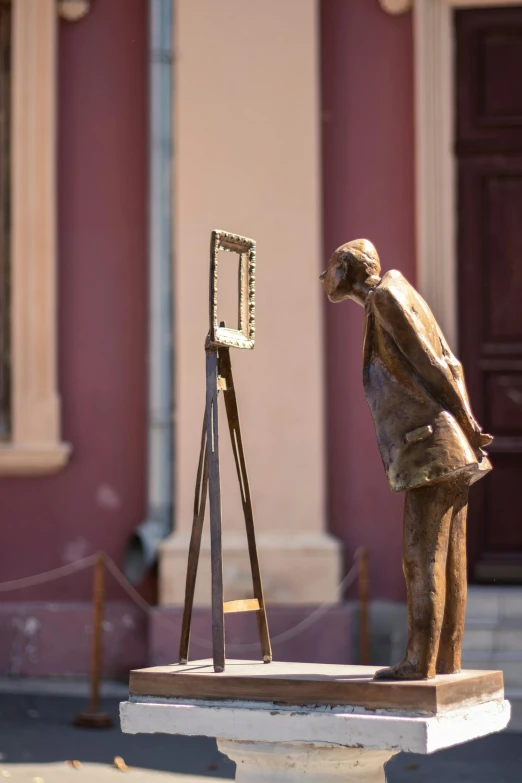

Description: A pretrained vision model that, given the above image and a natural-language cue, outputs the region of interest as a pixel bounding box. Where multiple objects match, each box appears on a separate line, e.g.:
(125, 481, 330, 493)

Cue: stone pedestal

(217, 742, 394, 783)
(120, 660, 511, 782)
(160, 532, 342, 605)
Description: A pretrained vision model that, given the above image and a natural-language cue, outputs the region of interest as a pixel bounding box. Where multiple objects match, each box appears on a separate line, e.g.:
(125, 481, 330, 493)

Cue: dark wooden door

(456, 8, 522, 582)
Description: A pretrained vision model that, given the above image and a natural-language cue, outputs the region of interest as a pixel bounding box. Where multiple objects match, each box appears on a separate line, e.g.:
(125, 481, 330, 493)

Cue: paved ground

(0, 691, 520, 782)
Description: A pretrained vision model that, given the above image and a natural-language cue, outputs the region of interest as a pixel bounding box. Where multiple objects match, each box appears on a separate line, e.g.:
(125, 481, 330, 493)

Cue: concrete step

(466, 586, 522, 623)
(505, 690, 522, 733)
(461, 654, 522, 689)
(463, 588, 522, 692)
(463, 625, 522, 656)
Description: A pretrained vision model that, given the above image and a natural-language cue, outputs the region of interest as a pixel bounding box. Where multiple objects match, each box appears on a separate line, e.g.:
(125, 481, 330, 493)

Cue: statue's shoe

(436, 663, 461, 675)
(373, 661, 431, 681)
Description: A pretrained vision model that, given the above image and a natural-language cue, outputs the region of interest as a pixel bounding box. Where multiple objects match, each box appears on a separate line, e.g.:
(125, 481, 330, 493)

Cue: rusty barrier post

(355, 547, 370, 666)
(75, 552, 113, 728)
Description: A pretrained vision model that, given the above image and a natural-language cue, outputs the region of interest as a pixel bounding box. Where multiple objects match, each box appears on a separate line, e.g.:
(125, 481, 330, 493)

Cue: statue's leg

(375, 481, 454, 680)
(436, 479, 469, 674)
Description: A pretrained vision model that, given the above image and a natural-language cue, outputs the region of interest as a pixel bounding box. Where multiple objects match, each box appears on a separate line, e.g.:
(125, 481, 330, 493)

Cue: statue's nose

(319, 270, 327, 282)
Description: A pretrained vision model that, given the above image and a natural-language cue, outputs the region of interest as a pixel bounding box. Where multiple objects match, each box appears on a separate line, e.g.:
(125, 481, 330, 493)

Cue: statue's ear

(342, 258, 356, 284)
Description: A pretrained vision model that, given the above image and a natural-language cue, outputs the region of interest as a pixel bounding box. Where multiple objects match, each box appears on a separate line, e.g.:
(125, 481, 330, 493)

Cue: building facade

(0, 0, 520, 705)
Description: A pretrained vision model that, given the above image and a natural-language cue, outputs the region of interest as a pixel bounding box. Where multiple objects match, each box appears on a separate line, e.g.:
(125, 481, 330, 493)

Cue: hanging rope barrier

(0, 548, 369, 652)
(0, 553, 98, 593)
(152, 560, 361, 651)
(103, 554, 151, 614)
(1, 547, 370, 727)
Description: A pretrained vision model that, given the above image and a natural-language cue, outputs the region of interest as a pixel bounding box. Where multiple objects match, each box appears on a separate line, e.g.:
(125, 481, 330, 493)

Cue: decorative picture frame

(208, 230, 256, 350)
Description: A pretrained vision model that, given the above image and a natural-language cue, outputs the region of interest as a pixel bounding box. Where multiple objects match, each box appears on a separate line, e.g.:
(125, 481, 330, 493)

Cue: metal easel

(179, 231, 272, 673)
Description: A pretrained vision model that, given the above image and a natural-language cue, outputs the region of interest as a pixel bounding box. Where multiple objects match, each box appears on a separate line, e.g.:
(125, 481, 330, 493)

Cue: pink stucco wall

(0, 0, 148, 602)
(321, 0, 416, 600)
(0, 0, 415, 614)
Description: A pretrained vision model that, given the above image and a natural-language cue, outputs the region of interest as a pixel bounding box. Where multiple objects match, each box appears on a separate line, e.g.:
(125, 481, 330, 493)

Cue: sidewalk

(0, 691, 232, 782)
(0, 686, 519, 782)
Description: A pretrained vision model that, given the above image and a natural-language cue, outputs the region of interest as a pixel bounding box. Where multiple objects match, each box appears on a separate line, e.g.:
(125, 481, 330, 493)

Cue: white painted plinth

(120, 695, 510, 782)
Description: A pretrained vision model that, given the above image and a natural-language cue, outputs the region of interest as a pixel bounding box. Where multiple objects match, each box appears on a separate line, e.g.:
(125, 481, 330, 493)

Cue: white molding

(414, 0, 457, 348)
(413, 0, 522, 351)
(0, 445, 71, 475)
(379, 0, 413, 13)
(9, 0, 71, 474)
(57, 0, 91, 21)
(121, 697, 511, 755)
(449, 1, 522, 6)
(380, 0, 522, 13)
(167, 0, 333, 605)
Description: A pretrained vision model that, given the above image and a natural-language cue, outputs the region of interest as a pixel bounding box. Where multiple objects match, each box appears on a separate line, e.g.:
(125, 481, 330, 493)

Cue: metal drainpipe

(124, 0, 173, 584)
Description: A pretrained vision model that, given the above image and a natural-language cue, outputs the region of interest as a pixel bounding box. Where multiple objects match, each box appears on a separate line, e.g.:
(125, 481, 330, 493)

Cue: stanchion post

(355, 547, 370, 666)
(75, 552, 113, 728)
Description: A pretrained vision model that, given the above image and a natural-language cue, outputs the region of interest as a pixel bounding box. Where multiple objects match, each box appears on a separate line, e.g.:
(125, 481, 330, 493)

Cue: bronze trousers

(403, 474, 469, 678)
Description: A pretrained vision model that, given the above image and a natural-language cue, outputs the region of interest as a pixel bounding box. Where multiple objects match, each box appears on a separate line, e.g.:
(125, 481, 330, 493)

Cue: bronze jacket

(363, 270, 491, 493)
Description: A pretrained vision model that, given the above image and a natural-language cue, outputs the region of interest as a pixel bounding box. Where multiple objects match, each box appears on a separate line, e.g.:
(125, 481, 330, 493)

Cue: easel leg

(206, 349, 225, 672)
(220, 348, 272, 663)
(179, 414, 209, 664)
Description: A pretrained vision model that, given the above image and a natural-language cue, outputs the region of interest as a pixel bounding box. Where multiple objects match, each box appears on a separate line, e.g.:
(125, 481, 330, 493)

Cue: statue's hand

(477, 432, 494, 448)
(465, 418, 493, 453)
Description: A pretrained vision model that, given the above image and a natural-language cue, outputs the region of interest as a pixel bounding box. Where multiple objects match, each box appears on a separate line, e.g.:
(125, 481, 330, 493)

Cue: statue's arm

(435, 325, 475, 418)
(371, 287, 488, 450)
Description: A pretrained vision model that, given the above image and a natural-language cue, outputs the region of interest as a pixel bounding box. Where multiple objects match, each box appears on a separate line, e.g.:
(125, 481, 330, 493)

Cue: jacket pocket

(404, 424, 433, 446)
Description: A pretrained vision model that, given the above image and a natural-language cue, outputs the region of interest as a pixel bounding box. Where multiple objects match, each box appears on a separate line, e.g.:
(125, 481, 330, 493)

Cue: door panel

(481, 33, 522, 123)
(485, 454, 522, 551)
(486, 176, 522, 340)
(457, 8, 522, 154)
(487, 373, 522, 432)
(456, 8, 522, 582)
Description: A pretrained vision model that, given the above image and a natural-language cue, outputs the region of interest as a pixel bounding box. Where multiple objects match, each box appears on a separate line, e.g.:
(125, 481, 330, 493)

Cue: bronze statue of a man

(321, 239, 492, 681)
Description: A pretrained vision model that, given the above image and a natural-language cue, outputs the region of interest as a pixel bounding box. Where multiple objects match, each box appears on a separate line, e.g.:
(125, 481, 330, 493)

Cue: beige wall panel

(161, 0, 341, 605)
(175, 0, 324, 535)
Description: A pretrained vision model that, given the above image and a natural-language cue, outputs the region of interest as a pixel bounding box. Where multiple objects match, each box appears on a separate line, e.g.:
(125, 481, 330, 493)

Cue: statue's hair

(335, 239, 381, 279)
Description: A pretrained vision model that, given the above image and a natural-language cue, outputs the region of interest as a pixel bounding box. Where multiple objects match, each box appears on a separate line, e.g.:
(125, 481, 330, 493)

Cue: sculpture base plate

(129, 659, 504, 715)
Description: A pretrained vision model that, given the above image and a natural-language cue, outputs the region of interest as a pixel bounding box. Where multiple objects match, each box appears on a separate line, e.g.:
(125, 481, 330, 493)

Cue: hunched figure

(321, 239, 492, 680)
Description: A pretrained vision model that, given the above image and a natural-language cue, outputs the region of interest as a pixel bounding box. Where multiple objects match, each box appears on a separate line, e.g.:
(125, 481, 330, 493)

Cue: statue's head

(320, 239, 381, 306)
